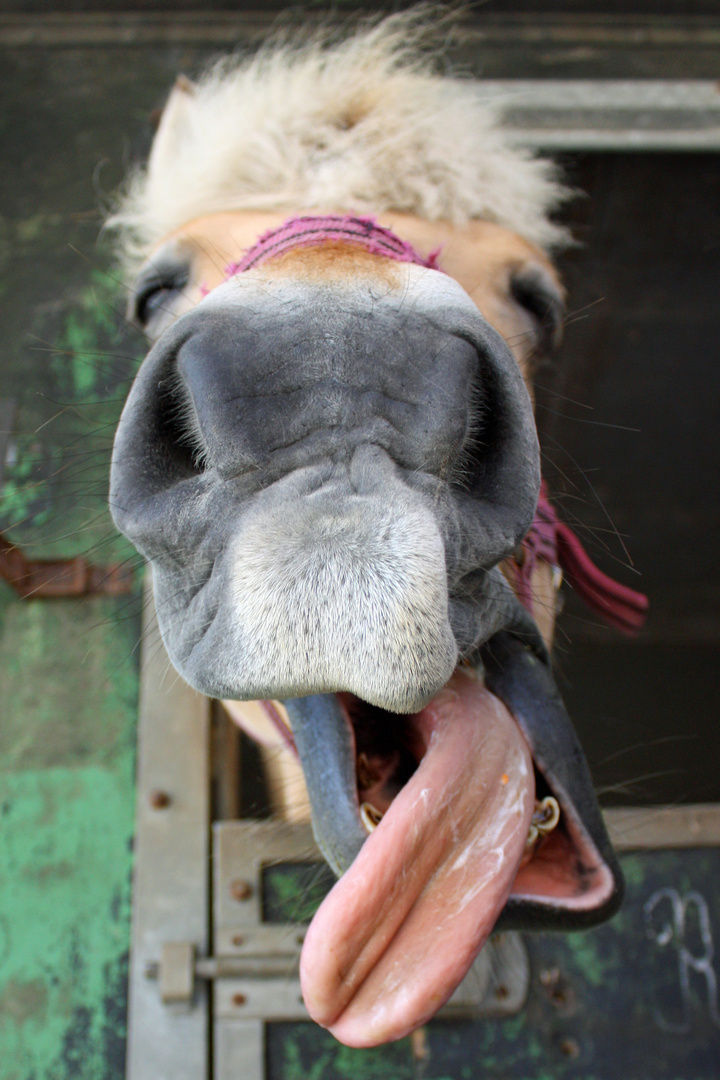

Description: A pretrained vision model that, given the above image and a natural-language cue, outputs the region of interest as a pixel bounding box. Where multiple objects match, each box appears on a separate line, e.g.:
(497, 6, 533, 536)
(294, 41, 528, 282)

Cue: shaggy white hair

(109, 9, 571, 269)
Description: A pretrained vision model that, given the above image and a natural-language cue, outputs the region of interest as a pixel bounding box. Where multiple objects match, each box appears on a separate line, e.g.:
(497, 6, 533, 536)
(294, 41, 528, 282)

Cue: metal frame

(473, 81, 720, 151)
(125, 578, 211, 1080)
(3, 12, 720, 52)
(605, 804, 720, 850)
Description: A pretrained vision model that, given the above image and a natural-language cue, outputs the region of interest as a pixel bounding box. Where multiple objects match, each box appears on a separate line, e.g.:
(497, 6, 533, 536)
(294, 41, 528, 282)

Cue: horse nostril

(156, 369, 210, 476)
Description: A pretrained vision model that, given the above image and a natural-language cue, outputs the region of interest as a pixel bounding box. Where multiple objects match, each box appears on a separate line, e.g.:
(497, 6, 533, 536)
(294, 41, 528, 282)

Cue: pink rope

(513, 481, 649, 634)
(225, 214, 442, 277)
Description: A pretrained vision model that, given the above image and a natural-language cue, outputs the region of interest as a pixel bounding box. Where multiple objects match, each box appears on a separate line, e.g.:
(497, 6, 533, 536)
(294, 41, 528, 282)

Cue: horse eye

(135, 284, 176, 326)
(133, 267, 189, 328)
(510, 267, 565, 358)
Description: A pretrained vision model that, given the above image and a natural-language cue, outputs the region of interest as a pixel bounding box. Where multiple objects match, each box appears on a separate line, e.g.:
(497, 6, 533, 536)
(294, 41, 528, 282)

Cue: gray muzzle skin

(111, 267, 541, 708)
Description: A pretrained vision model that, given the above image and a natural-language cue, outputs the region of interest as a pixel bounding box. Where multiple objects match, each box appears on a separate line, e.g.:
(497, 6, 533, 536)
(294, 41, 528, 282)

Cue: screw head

(229, 879, 253, 901)
(232, 993, 247, 1007)
(149, 790, 171, 809)
(559, 1037, 580, 1059)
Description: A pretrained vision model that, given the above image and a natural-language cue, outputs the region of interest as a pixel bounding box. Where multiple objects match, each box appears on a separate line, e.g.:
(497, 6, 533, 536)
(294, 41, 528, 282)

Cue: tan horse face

(114, 211, 621, 1047)
(137, 210, 563, 377)
(133, 209, 564, 647)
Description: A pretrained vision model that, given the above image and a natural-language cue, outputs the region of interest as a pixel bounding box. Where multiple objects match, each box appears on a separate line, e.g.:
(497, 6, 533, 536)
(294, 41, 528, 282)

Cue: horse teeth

(360, 802, 384, 834)
(524, 824, 539, 851)
(533, 795, 561, 835)
(525, 796, 561, 852)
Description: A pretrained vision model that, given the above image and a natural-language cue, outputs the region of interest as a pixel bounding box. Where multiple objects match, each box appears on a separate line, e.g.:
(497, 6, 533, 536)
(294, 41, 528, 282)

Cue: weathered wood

(606, 804, 720, 850)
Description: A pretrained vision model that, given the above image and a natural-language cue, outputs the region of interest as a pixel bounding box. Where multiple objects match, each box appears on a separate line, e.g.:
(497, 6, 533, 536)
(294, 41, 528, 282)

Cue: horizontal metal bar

(0, 12, 271, 47)
(512, 130, 720, 151)
(197, 956, 299, 980)
(475, 80, 720, 151)
(3, 13, 720, 49)
(604, 803, 720, 850)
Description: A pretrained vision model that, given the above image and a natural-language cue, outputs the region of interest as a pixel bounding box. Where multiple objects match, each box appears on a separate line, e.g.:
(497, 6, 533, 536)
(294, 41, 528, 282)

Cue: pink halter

(225, 214, 442, 277)
(513, 481, 648, 634)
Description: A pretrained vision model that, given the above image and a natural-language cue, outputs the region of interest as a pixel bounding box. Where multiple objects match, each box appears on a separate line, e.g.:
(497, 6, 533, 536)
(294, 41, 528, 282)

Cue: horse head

(109, 18, 623, 1047)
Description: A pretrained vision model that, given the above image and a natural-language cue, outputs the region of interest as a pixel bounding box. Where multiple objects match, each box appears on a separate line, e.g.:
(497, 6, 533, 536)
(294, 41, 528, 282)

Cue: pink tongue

(300, 670, 535, 1047)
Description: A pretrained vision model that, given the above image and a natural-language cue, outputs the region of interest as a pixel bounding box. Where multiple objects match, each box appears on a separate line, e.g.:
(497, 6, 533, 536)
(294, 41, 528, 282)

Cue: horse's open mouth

(288, 652, 619, 1047)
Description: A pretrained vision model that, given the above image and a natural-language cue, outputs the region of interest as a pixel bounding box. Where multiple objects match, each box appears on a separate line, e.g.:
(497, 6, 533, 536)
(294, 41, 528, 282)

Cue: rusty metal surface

(0, 531, 135, 597)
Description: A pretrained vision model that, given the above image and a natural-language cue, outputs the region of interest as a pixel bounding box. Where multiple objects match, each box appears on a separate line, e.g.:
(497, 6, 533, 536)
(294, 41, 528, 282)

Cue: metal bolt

(231, 934, 244, 947)
(232, 993, 247, 1007)
(149, 789, 171, 809)
(229, 879, 253, 901)
(559, 1037, 580, 1059)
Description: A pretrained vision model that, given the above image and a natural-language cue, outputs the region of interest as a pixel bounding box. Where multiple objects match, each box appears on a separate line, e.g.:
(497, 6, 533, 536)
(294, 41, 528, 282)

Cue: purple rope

(224, 214, 442, 277)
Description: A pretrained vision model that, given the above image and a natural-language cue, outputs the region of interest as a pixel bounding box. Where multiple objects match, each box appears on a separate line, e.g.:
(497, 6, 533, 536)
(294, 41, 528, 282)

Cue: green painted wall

(0, 47, 145, 1070)
(0, 591, 140, 1080)
(0, 251, 143, 1076)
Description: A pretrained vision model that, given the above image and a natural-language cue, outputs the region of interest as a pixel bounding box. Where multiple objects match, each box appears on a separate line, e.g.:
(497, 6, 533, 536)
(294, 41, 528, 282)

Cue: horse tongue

(300, 671, 535, 1048)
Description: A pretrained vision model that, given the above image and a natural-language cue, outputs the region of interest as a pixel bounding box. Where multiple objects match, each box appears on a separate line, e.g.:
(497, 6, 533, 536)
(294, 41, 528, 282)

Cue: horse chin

(295, 668, 617, 1048)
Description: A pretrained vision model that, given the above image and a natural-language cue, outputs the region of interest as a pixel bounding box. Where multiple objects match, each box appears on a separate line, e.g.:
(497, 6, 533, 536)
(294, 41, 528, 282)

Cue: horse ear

(148, 75, 197, 180)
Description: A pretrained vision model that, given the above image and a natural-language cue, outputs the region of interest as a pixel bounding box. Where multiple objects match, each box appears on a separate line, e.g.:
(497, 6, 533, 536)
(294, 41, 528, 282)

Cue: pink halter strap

(512, 481, 649, 634)
(225, 214, 442, 277)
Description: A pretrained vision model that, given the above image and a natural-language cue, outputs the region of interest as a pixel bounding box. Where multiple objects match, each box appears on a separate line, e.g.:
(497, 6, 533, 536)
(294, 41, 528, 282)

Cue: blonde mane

(110, 11, 571, 270)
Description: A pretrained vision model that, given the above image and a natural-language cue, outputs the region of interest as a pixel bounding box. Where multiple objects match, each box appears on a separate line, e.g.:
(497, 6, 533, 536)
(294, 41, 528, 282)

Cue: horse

(108, 12, 638, 1049)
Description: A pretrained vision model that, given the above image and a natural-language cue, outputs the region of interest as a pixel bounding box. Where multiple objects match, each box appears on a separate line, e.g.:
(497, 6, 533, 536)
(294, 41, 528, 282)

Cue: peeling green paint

(263, 861, 335, 924)
(0, 768, 133, 1080)
(267, 1023, 415, 1080)
(0, 557, 140, 1080)
(0, 46, 146, 1077)
(0, 262, 141, 564)
(0, 589, 140, 1079)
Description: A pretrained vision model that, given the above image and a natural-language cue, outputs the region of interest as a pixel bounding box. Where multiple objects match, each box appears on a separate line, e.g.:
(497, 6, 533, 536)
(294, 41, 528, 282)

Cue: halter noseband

(225, 214, 442, 277)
